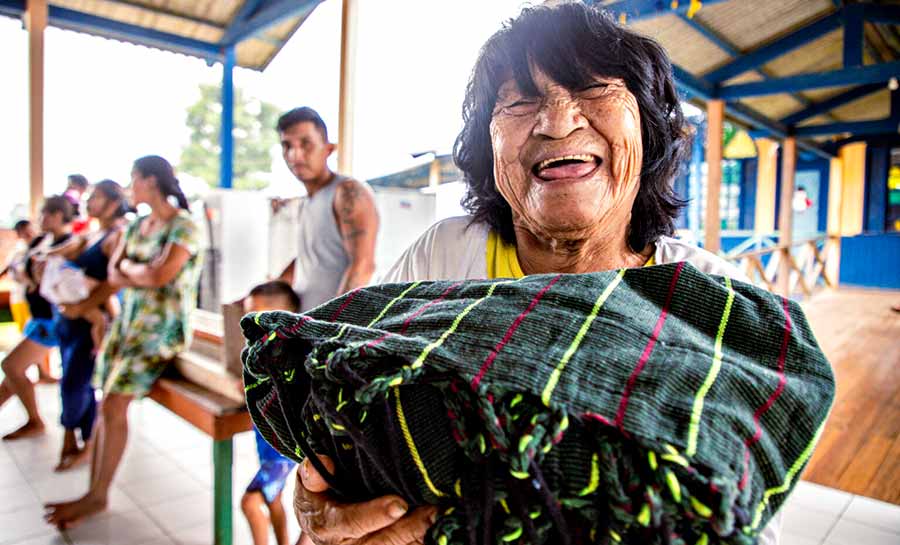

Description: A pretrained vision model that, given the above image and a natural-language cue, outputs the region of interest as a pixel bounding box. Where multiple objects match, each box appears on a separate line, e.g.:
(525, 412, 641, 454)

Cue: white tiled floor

(0, 383, 299, 545)
(1, 383, 899, 545)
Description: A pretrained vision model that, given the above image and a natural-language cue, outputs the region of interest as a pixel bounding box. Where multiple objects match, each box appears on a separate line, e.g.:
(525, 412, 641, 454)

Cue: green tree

(180, 84, 280, 190)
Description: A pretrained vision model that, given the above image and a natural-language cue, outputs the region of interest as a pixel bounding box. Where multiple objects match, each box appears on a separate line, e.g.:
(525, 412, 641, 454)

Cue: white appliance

(198, 190, 272, 311)
(371, 181, 466, 280)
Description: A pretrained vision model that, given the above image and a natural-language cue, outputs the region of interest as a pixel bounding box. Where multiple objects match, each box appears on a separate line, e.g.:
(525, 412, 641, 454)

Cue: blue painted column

(220, 45, 235, 189)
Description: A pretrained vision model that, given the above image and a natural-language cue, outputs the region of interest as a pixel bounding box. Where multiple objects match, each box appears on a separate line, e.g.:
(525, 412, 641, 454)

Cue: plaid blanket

(242, 263, 834, 545)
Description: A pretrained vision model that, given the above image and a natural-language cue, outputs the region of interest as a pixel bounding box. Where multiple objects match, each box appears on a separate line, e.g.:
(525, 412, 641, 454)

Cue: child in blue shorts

(241, 281, 301, 545)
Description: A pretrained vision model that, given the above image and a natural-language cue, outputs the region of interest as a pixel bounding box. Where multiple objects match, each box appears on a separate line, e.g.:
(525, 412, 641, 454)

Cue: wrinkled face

(86, 189, 113, 219)
(280, 122, 334, 183)
(489, 67, 643, 239)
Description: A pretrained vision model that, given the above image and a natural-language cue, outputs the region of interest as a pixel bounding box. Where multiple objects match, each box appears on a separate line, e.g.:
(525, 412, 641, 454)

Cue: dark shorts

(246, 459, 294, 504)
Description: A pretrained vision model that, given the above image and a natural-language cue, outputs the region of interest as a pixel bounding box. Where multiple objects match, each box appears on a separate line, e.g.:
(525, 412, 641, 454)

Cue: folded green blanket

(242, 263, 834, 545)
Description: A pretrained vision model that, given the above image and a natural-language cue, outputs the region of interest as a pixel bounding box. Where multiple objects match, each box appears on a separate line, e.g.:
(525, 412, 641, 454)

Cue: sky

(0, 0, 537, 224)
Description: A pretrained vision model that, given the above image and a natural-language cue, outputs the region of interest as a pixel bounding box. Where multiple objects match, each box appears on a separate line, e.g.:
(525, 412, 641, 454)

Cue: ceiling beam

(780, 83, 884, 125)
(704, 12, 841, 84)
(860, 3, 900, 25)
(843, 4, 864, 67)
(219, 0, 319, 46)
(718, 61, 900, 99)
(594, 0, 732, 23)
(794, 118, 899, 137)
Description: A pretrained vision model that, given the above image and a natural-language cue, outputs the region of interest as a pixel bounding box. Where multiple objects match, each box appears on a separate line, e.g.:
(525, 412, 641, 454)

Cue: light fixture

(889, 77, 899, 91)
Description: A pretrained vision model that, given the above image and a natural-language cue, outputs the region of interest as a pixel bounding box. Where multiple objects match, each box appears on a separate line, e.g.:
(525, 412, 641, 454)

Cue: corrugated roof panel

(42, 0, 323, 70)
(830, 89, 891, 122)
(630, 14, 732, 75)
(693, 0, 833, 52)
(739, 94, 807, 121)
(762, 28, 842, 77)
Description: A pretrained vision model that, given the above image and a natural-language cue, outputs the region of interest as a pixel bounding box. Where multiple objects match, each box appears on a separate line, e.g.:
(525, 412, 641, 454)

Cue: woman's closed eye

(502, 98, 540, 114)
(577, 82, 611, 97)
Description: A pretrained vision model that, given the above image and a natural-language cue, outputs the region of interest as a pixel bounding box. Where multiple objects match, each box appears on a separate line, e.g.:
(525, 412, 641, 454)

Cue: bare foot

(55, 447, 90, 472)
(44, 494, 107, 529)
(2, 419, 46, 440)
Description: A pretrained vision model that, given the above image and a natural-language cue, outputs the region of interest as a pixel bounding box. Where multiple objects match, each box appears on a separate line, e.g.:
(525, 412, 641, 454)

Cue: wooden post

(27, 0, 47, 220)
(337, 0, 358, 175)
(825, 156, 843, 287)
(753, 138, 779, 234)
(704, 99, 724, 254)
(776, 137, 797, 296)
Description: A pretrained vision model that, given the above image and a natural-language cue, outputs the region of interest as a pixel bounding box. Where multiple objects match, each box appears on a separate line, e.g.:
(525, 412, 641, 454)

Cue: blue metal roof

(0, 0, 323, 69)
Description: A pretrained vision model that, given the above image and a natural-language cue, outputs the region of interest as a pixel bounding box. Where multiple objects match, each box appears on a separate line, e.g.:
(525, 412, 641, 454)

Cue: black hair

(93, 179, 131, 218)
(13, 219, 31, 233)
(276, 107, 329, 141)
(67, 174, 89, 190)
(454, 2, 690, 251)
(41, 195, 76, 223)
(133, 155, 190, 210)
(248, 280, 301, 313)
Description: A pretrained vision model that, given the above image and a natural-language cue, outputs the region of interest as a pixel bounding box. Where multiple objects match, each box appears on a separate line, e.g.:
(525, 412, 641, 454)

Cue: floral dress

(96, 209, 202, 397)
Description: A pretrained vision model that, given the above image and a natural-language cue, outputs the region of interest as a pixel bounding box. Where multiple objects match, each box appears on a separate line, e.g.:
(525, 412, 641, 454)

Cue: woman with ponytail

(52, 179, 131, 471)
(45, 156, 202, 528)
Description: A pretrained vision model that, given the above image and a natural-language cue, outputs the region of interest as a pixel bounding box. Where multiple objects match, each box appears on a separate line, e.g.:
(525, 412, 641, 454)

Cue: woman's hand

(296, 454, 436, 545)
(58, 302, 85, 319)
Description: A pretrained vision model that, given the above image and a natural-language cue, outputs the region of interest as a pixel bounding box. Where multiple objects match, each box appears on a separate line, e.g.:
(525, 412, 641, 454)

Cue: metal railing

(725, 235, 839, 298)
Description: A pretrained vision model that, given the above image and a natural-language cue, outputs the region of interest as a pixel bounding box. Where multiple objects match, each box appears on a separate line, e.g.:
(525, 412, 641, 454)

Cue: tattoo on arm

(337, 182, 366, 242)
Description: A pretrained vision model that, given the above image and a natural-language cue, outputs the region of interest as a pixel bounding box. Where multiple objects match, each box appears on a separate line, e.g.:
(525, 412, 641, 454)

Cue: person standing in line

(1, 220, 56, 385)
(274, 107, 380, 312)
(65, 174, 92, 235)
(53, 180, 131, 471)
(44, 156, 202, 528)
(1, 197, 79, 439)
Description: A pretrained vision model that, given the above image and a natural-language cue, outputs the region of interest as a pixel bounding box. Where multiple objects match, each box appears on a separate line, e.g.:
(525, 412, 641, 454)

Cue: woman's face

(130, 169, 154, 206)
(86, 189, 113, 220)
(39, 209, 64, 232)
(489, 67, 643, 241)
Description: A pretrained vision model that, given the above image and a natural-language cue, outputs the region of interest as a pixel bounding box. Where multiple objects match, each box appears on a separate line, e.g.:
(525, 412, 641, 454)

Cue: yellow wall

(754, 138, 779, 234)
(838, 143, 867, 236)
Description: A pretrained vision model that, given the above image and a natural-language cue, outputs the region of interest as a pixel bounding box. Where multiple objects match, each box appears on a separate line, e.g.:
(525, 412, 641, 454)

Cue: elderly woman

(290, 4, 787, 545)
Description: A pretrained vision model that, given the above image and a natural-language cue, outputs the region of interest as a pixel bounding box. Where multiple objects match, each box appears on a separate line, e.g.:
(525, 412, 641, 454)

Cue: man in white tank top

(275, 107, 379, 312)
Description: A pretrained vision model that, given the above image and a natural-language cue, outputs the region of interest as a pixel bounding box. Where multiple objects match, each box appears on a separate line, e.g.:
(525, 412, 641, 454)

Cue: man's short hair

(248, 280, 301, 313)
(13, 219, 30, 233)
(67, 174, 89, 190)
(276, 107, 329, 141)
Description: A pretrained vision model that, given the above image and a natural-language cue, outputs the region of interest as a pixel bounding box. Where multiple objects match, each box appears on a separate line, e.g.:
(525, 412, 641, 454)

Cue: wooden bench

(148, 375, 252, 545)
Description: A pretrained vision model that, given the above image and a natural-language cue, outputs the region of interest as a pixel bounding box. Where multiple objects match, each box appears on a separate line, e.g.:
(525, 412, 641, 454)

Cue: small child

(241, 280, 302, 545)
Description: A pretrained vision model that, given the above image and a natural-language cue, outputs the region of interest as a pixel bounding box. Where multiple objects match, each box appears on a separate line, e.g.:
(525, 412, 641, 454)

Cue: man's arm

(333, 179, 379, 295)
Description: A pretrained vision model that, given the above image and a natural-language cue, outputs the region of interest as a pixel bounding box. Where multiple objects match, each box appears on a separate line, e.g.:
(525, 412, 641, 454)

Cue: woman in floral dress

(45, 155, 202, 528)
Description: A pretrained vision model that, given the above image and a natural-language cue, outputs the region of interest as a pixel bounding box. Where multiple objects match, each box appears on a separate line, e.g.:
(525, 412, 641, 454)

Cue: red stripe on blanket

(471, 275, 562, 389)
(615, 262, 684, 433)
(740, 295, 792, 490)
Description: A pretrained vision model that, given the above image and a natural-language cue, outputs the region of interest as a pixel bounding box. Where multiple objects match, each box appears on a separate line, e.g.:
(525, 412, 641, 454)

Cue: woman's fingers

(299, 455, 335, 493)
(358, 507, 437, 545)
(294, 454, 436, 545)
